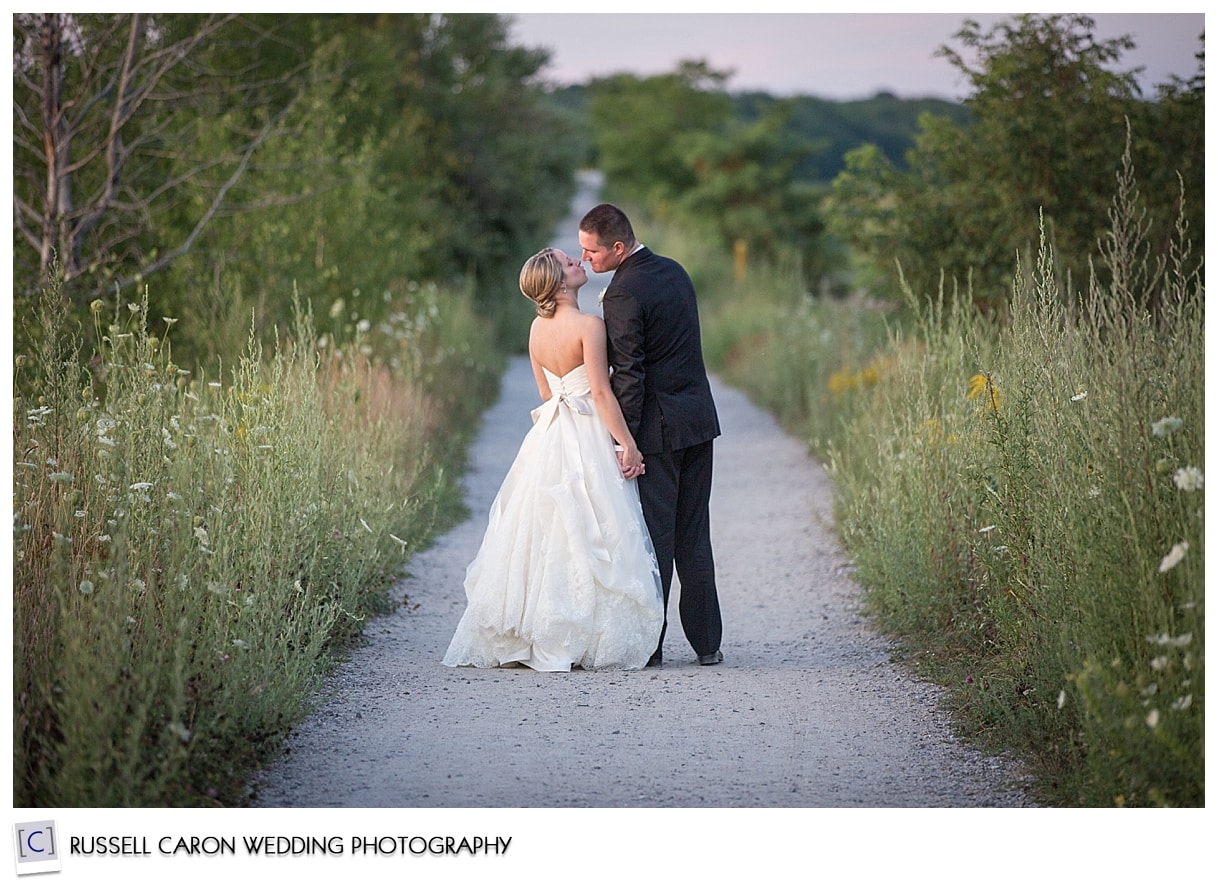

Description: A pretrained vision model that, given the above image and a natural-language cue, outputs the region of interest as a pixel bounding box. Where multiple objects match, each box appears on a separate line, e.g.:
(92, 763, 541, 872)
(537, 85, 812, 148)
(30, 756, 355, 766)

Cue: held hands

(615, 443, 645, 480)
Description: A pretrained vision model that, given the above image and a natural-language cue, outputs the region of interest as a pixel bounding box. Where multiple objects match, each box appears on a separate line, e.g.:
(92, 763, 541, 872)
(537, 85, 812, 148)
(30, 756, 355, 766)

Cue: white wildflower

(1151, 416, 1183, 437)
(129, 482, 153, 492)
(231, 639, 249, 651)
(1057, 690, 1066, 709)
(1145, 709, 1160, 728)
(1149, 655, 1169, 671)
(1172, 466, 1203, 492)
(48, 472, 74, 483)
(168, 721, 192, 743)
(1088, 486, 1101, 498)
(1171, 694, 1192, 711)
(1157, 541, 1189, 573)
(79, 580, 95, 595)
(1071, 390, 1088, 401)
(1146, 632, 1193, 648)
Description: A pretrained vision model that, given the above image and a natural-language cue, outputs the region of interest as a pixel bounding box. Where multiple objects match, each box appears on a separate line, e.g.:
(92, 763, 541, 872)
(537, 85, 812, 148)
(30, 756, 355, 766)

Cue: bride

(442, 248, 664, 671)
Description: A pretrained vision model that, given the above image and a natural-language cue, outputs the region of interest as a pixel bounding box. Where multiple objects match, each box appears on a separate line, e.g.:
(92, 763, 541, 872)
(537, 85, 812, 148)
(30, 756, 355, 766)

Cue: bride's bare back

(527, 302, 642, 473)
(528, 306, 601, 380)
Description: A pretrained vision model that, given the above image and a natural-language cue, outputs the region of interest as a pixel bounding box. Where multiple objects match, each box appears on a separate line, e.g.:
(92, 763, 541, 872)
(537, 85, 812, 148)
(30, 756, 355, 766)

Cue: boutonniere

(598, 287, 607, 305)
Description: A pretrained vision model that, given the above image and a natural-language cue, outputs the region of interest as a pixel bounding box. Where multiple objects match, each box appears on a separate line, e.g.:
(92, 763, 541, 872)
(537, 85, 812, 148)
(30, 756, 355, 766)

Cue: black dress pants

(638, 438, 721, 657)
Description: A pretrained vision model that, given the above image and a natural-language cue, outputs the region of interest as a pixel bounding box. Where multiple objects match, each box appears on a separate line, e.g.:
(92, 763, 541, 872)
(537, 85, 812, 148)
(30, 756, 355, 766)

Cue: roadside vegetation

(693, 149, 1203, 807)
(14, 277, 499, 806)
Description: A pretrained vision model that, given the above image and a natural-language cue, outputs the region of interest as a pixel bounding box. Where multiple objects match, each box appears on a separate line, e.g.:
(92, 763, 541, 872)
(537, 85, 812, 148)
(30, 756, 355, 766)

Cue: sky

(507, 11, 1205, 101)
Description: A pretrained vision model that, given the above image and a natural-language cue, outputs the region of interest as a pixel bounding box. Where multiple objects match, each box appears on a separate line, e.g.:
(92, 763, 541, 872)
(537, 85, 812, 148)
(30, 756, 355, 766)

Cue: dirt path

(250, 175, 1033, 809)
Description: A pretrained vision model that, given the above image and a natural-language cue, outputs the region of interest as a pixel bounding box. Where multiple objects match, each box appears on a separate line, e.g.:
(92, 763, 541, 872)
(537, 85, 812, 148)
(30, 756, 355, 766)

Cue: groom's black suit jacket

(602, 247, 720, 455)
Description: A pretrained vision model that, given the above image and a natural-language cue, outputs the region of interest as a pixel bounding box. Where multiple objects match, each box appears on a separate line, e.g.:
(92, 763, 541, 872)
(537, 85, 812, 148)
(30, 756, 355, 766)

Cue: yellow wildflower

(967, 373, 1001, 411)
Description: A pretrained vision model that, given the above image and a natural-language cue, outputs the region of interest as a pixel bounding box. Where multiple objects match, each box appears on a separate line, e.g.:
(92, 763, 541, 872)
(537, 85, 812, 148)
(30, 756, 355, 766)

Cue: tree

(586, 60, 733, 208)
(11, 14, 314, 302)
(675, 101, 825, 271)
(13, 14, 585, 363)
(826, 14, 1204, 309)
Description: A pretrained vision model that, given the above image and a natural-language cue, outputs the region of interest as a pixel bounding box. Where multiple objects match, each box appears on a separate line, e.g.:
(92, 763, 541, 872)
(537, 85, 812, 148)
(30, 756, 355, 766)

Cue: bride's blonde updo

(519, 248, 564, 318)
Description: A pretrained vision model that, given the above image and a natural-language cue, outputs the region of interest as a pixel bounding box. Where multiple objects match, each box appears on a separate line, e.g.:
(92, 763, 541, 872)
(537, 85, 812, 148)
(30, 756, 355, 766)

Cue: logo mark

(12, 820, 61, 876)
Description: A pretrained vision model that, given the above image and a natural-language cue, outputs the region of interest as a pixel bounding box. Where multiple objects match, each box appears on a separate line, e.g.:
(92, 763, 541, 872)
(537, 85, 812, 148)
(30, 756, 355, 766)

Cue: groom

(578, 203, 724, 667)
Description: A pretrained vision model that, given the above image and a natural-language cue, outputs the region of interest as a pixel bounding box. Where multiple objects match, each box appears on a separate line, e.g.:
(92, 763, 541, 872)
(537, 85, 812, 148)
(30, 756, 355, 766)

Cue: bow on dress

(528, 384, 612, 565)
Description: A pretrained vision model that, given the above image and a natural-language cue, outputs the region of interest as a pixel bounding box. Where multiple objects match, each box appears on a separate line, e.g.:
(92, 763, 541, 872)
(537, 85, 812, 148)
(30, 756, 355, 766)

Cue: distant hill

(732, 90, 974, 181)
(542, 84, 974, 183)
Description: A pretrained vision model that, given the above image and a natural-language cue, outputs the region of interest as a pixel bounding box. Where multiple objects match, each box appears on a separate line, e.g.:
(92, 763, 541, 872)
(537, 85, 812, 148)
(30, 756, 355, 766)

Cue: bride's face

(557, 251, 587, 291)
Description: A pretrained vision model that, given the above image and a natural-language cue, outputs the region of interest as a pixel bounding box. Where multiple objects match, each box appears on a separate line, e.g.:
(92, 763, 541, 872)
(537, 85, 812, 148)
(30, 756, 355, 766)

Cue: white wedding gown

(443, 364, 664, 671)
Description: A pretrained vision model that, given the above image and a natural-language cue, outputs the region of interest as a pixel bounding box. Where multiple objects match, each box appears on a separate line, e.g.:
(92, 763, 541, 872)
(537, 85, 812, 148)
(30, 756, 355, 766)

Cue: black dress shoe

(646, 650, 663, 667)
(697, 650, 723, 666)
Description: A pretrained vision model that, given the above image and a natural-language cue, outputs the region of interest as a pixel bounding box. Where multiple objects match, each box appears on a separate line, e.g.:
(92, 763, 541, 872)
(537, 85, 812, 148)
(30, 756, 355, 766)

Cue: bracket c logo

(12, 820, 61, 876)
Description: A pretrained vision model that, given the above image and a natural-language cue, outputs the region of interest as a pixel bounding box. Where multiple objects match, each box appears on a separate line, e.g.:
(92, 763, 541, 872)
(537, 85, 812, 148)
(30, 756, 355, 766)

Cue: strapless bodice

(544, 364, 592, 398)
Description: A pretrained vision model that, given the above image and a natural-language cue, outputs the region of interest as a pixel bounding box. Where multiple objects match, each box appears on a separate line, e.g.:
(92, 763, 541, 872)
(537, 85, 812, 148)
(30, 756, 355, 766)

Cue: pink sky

(508, 12, 1205, 101)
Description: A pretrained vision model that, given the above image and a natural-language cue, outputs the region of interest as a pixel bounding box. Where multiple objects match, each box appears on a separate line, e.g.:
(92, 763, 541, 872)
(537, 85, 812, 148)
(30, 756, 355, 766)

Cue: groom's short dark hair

(580, 203, 636, 250)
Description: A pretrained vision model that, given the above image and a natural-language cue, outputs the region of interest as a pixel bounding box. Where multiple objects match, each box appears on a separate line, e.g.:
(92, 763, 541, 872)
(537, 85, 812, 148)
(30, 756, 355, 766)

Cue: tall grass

(694, 154, 1203, 805)
(13, 275, 501, 806)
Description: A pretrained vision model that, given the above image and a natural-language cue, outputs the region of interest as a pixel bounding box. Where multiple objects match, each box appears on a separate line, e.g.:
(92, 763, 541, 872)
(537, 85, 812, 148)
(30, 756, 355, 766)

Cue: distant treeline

(546, 84, 974, 182)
